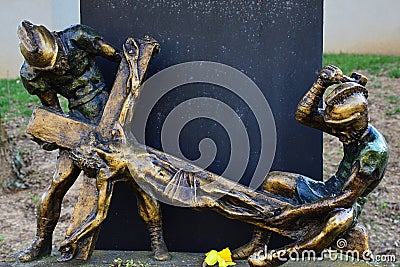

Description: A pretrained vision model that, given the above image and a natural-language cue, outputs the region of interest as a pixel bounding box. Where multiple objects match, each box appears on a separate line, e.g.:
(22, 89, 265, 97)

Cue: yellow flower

(204, 247, 236, 267)
(219, 248, 234, 262)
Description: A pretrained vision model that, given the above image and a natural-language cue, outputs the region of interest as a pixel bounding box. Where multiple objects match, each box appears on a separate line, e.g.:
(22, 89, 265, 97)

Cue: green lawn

(0, 79, 68, 121)
(0, 79, 39, 120)
(1, 54, 399, 120)
(323, 54, 400, 78)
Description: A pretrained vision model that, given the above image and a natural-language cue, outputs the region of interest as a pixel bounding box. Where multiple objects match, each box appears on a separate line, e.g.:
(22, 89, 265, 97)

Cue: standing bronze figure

(16, 22, 388, 267)
(15, 21, 170, 262)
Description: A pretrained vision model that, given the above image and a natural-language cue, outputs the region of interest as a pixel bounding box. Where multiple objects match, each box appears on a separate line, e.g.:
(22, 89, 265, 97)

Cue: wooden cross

(25, 36, 160, 260)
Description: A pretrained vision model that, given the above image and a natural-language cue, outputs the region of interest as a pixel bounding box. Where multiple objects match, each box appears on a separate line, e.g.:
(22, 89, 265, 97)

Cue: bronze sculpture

(16, 22, 388, 267)
(232, 65, 388, 265)
(15, 21, 170, 262)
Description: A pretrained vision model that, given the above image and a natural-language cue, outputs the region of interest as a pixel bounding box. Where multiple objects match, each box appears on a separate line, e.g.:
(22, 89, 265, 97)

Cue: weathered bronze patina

(232, 65, 388, 266)
(15, 21, 169, 263)
(17, 22, 388, 267)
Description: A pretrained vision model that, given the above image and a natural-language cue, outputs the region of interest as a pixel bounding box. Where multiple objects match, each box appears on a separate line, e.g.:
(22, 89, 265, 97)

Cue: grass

(323, 54, 400, 78)
(388, 95, 400, 104)
(386, 95, 400, 116)
(109, 258, 149, 267)
(0, 78, 68, 121)
(29, 192, 40, 206)
(386, 107, 400, 116)
(0, 79, 39, 120)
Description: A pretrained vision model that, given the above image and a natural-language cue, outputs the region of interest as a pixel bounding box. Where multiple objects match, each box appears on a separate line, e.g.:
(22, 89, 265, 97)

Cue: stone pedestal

(1, 251, 391, 267)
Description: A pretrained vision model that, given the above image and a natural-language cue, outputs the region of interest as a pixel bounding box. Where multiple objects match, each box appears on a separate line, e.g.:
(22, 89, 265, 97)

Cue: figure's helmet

(324, 82, 368, 126)
(17, 20, 58, 69)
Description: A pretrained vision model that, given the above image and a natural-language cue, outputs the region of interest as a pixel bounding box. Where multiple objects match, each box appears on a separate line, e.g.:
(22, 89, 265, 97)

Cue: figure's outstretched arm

(68, 24, 121, 62)
(295, 65, 343, 134)
(93, 38, 122, 62)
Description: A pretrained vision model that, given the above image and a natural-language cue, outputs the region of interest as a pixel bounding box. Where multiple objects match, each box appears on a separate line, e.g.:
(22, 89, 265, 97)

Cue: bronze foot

(13, 236, 52, 262)
(153, 245, 171, 261)
(232, 227, 271, 260)
(57, 244, 77, 262)
(148, 224, 171, 261)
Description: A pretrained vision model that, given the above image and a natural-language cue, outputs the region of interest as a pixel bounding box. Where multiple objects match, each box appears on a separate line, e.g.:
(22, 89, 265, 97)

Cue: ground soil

(0, 72, 399, 261)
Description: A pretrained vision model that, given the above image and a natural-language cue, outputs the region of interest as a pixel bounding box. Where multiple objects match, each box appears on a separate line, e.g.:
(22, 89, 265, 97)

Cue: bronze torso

(20, 25, 111, 123)
(297, 125, 388, 220)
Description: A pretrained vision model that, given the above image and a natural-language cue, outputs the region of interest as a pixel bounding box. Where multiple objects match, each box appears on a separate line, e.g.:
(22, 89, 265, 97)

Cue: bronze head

(17, 20, 58, 69)
(324, 82, 369, 144)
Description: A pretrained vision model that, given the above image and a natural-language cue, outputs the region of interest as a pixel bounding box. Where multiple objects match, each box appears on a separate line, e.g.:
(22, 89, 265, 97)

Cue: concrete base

(0, 250, 396, 267)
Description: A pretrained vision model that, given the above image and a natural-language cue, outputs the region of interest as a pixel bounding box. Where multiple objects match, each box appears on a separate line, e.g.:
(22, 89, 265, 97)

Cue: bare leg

(16, 150, 80, 262)
(232, 171, 298, 259)
(130, 181, 170, 261)
(58, 167, 115, 259)
(248, 208, 354, 267)
(62, 174, 99, 261)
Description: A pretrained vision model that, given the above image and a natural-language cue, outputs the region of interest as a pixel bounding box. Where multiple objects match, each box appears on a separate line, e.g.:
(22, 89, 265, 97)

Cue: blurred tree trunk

(0, 117, 15, 189)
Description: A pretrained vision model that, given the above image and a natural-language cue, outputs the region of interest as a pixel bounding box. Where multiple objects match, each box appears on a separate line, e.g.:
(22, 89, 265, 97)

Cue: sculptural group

(13, 21, 388, 267)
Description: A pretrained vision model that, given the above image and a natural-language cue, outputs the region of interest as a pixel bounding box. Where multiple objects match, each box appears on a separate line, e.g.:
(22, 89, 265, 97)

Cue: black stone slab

(81, 0, 323, 252)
